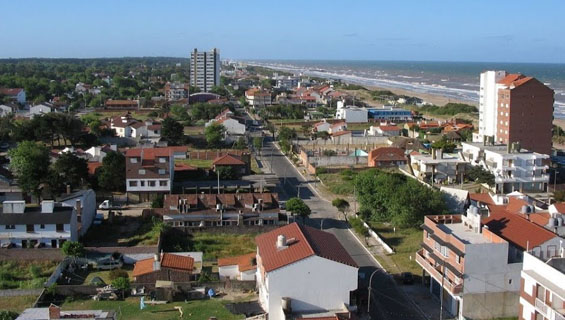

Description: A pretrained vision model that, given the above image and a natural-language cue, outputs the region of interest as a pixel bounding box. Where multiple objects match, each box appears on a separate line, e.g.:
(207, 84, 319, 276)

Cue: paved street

(256, 135, 427, 320)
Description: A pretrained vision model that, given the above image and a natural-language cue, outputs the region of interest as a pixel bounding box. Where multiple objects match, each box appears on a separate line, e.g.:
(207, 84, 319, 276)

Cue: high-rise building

(190, 48, 220, 92)
(474, 71, 554, 155)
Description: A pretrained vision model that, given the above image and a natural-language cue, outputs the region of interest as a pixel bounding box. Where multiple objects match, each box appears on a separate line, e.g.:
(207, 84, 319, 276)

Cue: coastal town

(0, 49, 563, 320)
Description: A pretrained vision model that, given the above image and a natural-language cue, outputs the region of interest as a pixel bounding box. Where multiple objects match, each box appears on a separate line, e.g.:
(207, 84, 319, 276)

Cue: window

(130, 158, 138, 163)
(26, 224, 34, 232)
(140, 181, 145, 187)
(159, 157, 167, 163)
(440, 246, 449, 258)
(148, 180, 156, 187)
(129, 181, 138, 187)
(536, 285, 545, 300)
(56, 224, 64, 232)
(158, 169, 166, 175)
(425, 231, 430, 240)
(5, 225, 15, 230)
(456, 255, 461, 264)
(159, 180, 168, 187)
(434, 241, 441, 251)
(40, 224, 45, 229)
(138, 169, 146, 175)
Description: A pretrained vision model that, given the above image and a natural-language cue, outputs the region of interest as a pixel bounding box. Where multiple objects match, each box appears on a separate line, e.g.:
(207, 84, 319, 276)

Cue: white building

(245, 88, 272, 107)
(29, 103, 53, 118)
(0, 88, 26, 105)
(313, 119, 331, 133)
(275, 76, 299, 89)
(519, 251, 565, 320)
(256, 223, 358, 320)
(58, 189, 96, 237)
(473, 71, 508, 143)
(0, 200, 78, 248)
(462, 142, 550, 193)
(0, 104, 15, 117)
(216, 118, 245, 135)
(410, 149, 466, 184)
(190, 48, 220, 92)
(335, 106, 368, 123)
(218, 252, 257, 281)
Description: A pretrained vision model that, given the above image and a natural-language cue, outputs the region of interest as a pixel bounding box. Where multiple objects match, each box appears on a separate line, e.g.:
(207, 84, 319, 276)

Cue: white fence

(353, 214, 394, 254)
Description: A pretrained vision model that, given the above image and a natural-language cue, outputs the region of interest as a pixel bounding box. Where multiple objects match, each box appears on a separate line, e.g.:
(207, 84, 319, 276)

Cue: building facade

(164, 82, 189, 101)
(190, 48, 220, 92)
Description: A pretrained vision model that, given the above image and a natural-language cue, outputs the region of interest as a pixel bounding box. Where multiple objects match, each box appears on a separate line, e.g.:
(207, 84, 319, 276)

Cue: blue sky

(1, 0, 564, 63)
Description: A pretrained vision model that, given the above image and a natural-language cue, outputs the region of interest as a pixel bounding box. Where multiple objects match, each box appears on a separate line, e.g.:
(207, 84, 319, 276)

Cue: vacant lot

(370, 222, 422, 275)
(0, 260, 59, 289)
(83, 216, 162, 247)
(62, 297, 245, 320)
(0, 295, 38, 313)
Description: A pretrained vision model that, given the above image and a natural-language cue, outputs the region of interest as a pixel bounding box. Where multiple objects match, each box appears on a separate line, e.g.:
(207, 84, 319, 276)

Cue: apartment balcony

(535, 298, 565, 320)
(415, 249, 463, 296)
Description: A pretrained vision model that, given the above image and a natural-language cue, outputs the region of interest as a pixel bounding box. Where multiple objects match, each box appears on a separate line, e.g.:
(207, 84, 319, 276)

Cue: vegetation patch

(0, 261, 58, 289)
(369, 222, 423, 275)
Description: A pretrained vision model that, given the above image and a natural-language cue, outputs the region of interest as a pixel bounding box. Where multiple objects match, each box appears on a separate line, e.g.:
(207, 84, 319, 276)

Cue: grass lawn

(318, 170, 358, 196)
(369, 222, 423, 275)
(176, 158, 213, 169)
(0, 261, 59, 289)
(62, 297, 244, 320)
(184, 126, 204, 135)
(251, 156, 262, 174)
(84, 266, 134, 286)
(83, 216, 161, 247)
(346, 123, 374, 131)
(190, 232, 257, 260)
(0, 295, 37, 313)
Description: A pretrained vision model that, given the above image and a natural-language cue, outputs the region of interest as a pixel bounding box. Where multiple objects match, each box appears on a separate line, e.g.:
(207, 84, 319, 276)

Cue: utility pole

(367, 269, 379, 317)
(217, 170, 220, 195)
(439, 258, 446, 320)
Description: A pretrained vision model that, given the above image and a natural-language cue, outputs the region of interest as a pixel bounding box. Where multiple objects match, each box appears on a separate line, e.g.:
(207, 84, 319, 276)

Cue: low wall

(310, 156, 368, 167)
(353, 214, 394, 254)
(295, 136, 389, 146)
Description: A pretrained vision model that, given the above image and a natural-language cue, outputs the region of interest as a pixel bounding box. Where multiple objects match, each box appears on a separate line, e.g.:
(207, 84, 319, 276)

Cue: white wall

(263, 255, 357, 320)
(222, 119, 246, 135)
(219, 265, 239, 280)
(126, 179, 170, 192)
(60, 190, 96, 236)
(477, 71, 506, 142)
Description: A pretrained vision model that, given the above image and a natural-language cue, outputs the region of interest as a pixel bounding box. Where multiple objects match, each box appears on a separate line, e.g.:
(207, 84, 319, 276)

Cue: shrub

(349, 217, 369, 237)
(315, 167, 328, 175)
(29, 265, 41, 279)
(109, 269, 129, 281)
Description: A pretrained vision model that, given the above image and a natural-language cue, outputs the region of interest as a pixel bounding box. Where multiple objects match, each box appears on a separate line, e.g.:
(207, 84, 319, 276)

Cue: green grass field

(0, 261, 59, 289)
(0, 295, 38, 314)
(190, 232, 258, 260)
(62, 297, 244, 320)
(83, 217, 161, 247)
(176, 158, 213, 169)
(318, 171, 358, 196)
(369, 222, 423, 275)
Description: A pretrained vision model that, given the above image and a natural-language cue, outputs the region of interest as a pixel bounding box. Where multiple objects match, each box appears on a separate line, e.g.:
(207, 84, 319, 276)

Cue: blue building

(368, 106, 412, 121)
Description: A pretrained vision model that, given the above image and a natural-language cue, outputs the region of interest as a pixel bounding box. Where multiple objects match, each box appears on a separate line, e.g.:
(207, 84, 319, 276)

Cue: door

(51, 240, 57, 248)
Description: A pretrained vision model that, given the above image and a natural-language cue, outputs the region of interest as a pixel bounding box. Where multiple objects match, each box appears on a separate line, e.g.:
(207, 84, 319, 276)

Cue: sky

(1, 0, 564, 63)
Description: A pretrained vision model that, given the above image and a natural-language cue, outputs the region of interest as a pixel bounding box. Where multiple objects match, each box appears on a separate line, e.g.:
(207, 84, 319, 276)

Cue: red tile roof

(256, 223, 357, 273)
(482, 208, 557, 250)
(133, 253, 194, 277)
(213, 154, 246, 166)
(469, 193, 495, 206)
(332, 130, 351, 137)
(553, 203, 565, 213)
(378, 125, 400, 131)
(218, 252, 257, 272)
(125, 146, 187, 159)
(87, 162, 102, 175)
(0, 88, 23, 96)
(505, 197, 530, 214)
(369, 147, 407, 162)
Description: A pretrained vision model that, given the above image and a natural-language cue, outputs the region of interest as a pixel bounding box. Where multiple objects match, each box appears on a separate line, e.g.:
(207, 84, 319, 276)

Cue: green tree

(151, 194, 164, 208)
(204, 122, 225, 148)
(332, 198, 350, 221)
(253, 137, 263, 154)
(431, 137, 456, 153)
(0, 310, 19, 320)
(61, 241, 84, 259)
(233, 137, 247, 149)
(466, 165, 495, 187)
(216, 166, 236, 180)
(161, 117, 184, 146)
(554, 190, 565, 202)
(286, 197, 311, 222)
(8, 141, 50, 201)
(111, 277, 130, 300)
(97, 151, 126, 192)
(50, 152, 89, 193)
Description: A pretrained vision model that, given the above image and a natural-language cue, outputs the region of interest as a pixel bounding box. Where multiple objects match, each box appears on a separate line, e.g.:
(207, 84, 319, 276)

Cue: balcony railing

(535, 298, 548, 317)
(415, 249, 463, 295)
(555, 311, 565, 320)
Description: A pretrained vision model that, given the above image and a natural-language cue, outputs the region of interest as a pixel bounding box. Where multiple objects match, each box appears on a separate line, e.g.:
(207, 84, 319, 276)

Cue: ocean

(246, 60, 565, 119)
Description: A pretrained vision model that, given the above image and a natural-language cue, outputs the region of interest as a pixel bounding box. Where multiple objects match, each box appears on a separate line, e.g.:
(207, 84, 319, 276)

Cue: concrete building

(368, 147, 407, 168)
(335, 106, 368, 123)
(0, 104, 15, 117)
(190, 48, 220, 92)
(275, 76, 299, 89)
(368, 106, 412, 121)
(0, 200, 78, 248)
(462, 142, 550, 193)
(0, 88, 26, 105)
(474, 71, 554, 155)
(58, 189, 96, 237)
(218, 252, 257, 281)
(416, 206, 563, 319)
(519, 251, 565, 320)
(245, 88, 272, 107)
(410, 150, 466, 184)
(256, 223, 358, 320)
(164, 82, 189, 101)
(29, 103, 53, 118)
(367, 125, 401, 137)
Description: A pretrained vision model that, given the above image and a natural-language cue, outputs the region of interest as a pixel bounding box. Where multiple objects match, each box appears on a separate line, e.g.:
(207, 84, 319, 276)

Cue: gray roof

(0, 207, 73, 225)
(57, 189, 93, 202)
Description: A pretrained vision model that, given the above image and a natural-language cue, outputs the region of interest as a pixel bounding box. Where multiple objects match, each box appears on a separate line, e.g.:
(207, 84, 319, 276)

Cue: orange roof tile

(256, 223, 357, 273)
(553, 202, 565, 213)
(469, 193, 495, 206)
(132, 253, 194, 277)
(332, 130, 351, 137)
(505, 197, 530, 214)
(213, 154, 246, 166)
(378, 125, 400, 131)
(87, 162, 102, 175)
(369, 147, 407, 162)
(218, 252, 257, 272)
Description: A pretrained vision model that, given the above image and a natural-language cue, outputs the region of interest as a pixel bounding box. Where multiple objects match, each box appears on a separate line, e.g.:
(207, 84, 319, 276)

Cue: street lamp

(320, 218, 325, 230)
(367, 269, 379, 315)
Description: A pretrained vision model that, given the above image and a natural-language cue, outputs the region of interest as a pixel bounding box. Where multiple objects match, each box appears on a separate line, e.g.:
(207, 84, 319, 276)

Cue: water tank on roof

(549, 217, 556, 227)
(557, 217, 564, 226)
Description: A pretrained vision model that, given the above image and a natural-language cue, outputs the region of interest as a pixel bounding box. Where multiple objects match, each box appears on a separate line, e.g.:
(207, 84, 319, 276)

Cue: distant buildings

(474, 71, 554, 155)
(164, 82, 189, 101)
(335, 104, 368, 123)
(462, 142, 550, 193)
(245, 88, 272, 107)
(368, 106, 413, 122)
(274, 75, 299, 89)
(256, 223, 358, 320)
(0, 88, 26, 105)
(190, 48, 220, 92)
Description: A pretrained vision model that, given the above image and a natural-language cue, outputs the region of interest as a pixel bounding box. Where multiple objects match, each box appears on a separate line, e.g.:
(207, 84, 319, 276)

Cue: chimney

(66, 185, 71, 195)
(41, 200, 55, 213)
(276, 234, 287, 250)
(48, 304, 61, 320)
(75, 199, 82, 223)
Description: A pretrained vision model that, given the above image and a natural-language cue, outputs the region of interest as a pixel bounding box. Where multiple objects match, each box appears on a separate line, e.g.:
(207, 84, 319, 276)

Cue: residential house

(416, 206, 563, 319)
(205, 109, 246, 135)
(462, 142, 550, 193)
(164, 82, 189, 101)
(218, 252, 257, 281)
(246, 88, 272, 107)
(367, 125, 401, 137)
(0, 104, 15, 117)
(519, 251, 565, 320)
(0, 88, 26, 105)
(29, 103, 53, 118)
(411, 149, 466, 184)
(17, 304, 116, 320)
(256, 223, 358, 320)
(132, 252, 196, 283)
(0, 200, 78, 248)
(275, 76, 299, 89)
(155, 192, 281, 227)
(125, 146, 188, 201)
(368, 147, 407, 167)
(212, 154, 249, 177)
(313, 119, 331, 133)
(329, 121, 347, 134)
(58, 189, 96, 237)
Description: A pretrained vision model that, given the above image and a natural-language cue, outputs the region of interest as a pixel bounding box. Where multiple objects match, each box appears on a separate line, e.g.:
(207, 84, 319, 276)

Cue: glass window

(148, 180, 156, 187)
(130, 158, 137, 163)
(138, 169, 146, 175)
(536, 285, 545, 300)
(158, 169, 166, 175)
(159, 180, 168, 187)
(140, 181, 145, 187)
(129, 181, 138, 187)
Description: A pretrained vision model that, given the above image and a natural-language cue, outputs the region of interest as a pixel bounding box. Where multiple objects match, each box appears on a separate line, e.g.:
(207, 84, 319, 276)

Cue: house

(328, 121, 347, 134)
(519, 251, 565, 320)
(17, 304, 116, 320)
(105, 99, 139, 109)
(0, 104, 15, 117)
(367, 125, 401, 137)
(0, 88, 26, 105)
(218, 252, 257, 281)
(110, 114, 161, 141)
(0, 200, 78, 248)
(462, 142, 550, 193)
(416, 206, 563, 319)
(367, 147, 407, 167)
(205, 108, 246, 135)
(155, 192, 281, 227)
(367, 106, 412, 121)
(29, 103, 53, 118)
(388, 136, 425, 153)
(125, 146, 188, 201)
(246, 88, 272, 107)
(410, 149, 466, 184)
(313, 119, 331, 133)
(58, 189, 96, 237)
(335, 106, 368, 123)
(132, 252, 196, 283)
(256, 223, 358, 320)
(164, 82, 189, 101)
(212, 154, 248, 177)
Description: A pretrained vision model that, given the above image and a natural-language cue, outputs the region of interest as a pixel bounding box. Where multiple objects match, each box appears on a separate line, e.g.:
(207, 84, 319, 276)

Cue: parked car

(98, 200, 122, 210)
(95, 259, 123, 270)
(1, 243, 14, 249)
(93, 213, 104, 225)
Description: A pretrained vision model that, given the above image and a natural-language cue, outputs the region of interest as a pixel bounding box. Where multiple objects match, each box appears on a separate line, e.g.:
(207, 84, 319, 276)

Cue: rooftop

(218, 252, 257, 272)
(440, 222, 490, 244)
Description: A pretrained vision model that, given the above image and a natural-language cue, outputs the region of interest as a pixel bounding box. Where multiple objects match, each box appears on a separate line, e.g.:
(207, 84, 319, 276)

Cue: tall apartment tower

(474, 70, 554, 155)
(190, 48, 220, 92)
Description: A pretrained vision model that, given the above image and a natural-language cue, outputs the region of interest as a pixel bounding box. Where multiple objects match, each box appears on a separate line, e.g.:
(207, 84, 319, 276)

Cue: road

(256, 135, 426, 320)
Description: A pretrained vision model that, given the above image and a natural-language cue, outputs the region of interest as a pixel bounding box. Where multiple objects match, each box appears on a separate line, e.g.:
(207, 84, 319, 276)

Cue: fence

(353, 214, 394, 254)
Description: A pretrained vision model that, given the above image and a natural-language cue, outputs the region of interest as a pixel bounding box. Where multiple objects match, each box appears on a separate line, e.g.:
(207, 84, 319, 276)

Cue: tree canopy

(97, 151, 126, 192)
(161, 117, 184, 146)
(204, 123, 225, 148)
(286, 197, 311, 222)
(8, 141, 50, 200)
